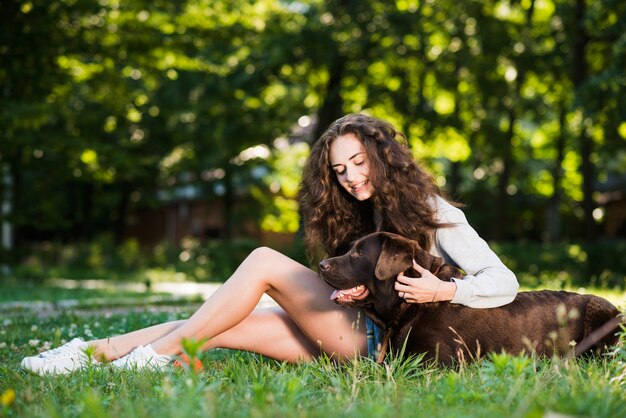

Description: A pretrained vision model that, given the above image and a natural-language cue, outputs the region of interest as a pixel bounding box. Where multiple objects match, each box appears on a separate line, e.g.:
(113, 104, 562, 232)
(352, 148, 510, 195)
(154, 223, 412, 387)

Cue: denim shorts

(365, 315, 383, 360)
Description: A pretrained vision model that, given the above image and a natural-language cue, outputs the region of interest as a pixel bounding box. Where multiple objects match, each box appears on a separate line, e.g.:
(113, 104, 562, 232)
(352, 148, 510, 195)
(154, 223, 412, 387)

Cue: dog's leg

(571, 315, 623, 357)
(571, 298, 623, 357)
(376, 328, 393, 363)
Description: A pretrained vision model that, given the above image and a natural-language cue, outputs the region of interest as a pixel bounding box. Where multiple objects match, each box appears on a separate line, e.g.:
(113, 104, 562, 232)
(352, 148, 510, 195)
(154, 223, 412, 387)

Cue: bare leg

(91, 307, 319, 363)
(207, 306, 321, 362)
(148, 247, 367, 359)
(91, 321, 184, 361)
(90, 247, 367, 361)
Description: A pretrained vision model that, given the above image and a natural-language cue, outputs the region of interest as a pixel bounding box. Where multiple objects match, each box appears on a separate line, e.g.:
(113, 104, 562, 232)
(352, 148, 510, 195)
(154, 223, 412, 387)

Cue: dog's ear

(414, 247, 442, 275)
(414, 246, 464, 280)
(436, 264, 465, 280)
(374, 236, 413, 280)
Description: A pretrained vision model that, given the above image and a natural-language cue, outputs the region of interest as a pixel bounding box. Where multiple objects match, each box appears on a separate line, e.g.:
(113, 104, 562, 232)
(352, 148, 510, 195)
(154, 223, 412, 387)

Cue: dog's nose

(319, 260, 330, 271)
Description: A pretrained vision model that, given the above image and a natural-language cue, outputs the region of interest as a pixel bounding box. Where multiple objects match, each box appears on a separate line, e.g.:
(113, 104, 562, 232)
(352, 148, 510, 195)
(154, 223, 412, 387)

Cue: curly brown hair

(299, 113, 455, 259)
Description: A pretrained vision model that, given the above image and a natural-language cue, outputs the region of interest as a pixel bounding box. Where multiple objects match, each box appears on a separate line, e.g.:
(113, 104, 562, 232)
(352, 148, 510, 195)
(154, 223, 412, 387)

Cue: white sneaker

(21, 338, 98, 375)
(111, 344, 172, 370)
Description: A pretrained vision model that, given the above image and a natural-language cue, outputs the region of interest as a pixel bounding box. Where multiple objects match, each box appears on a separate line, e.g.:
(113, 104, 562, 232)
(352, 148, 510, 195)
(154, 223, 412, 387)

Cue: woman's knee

(249, 246, 277, 259)
(239, 247, 285, 285)
(246, 246, 289, 270)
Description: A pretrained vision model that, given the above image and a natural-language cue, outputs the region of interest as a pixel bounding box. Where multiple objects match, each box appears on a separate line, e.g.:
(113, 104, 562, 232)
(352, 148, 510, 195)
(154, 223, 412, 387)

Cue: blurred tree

(1, 0, 101, 254)
(1, 0, 625, 262)
(156, 0, 312, 239)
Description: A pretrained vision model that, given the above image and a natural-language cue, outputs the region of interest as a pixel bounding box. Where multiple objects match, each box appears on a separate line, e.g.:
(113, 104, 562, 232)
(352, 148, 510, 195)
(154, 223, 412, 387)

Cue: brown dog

(318, 231, 622, 365)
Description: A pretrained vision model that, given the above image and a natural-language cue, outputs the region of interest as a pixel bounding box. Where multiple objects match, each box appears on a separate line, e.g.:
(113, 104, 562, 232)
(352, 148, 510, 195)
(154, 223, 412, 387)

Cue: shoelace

(114, 346, 171, 368)
(38, 340, 83, 359)
(114, 346, 146, 366)
(126, 346, 145, 362)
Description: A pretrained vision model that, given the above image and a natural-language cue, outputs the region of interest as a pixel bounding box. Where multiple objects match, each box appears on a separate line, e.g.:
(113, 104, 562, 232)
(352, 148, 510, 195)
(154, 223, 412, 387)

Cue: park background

(0, 0, 626, 286)
(1, 0, 626, 289)
(2, 1, 626, 418)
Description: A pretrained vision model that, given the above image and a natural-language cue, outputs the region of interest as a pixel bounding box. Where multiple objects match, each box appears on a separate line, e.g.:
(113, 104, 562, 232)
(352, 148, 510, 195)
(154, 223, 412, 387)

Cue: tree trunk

(8, 153, 21, 259)
(223, 164, 234, 241)
(448, 55, 463, 198)
(546, 102, 566, 242)
(81, 182, 94, 241)
(448, 162, 461, 198)
(1, 163, 13, 273)
(114, 182, 131, 244)
(571, 0, 595, 241)
(493, 109, 514, 241)
(314, 50, 346, 141)
(493, 0, 535, 240)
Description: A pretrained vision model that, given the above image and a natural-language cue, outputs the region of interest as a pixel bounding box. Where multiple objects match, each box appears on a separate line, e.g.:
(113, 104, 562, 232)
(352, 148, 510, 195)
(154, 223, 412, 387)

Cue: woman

(21, 114, 518, 375)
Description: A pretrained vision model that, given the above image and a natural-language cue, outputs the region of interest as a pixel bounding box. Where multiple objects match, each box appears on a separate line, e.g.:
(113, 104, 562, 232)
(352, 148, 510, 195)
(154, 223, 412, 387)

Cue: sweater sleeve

(433, 200, 519, 308)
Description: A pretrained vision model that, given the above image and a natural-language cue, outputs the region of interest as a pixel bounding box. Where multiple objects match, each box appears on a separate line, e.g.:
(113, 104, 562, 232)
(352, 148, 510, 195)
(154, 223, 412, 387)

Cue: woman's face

(329, 133, 375, 201)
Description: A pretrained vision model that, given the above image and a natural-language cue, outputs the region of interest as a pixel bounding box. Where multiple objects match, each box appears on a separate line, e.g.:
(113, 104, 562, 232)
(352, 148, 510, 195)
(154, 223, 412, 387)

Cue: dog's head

(319, 232, 462, 319)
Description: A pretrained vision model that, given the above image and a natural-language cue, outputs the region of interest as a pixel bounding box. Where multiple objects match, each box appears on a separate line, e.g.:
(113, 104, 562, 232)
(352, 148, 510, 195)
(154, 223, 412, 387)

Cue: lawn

(1, 284, 625, 417)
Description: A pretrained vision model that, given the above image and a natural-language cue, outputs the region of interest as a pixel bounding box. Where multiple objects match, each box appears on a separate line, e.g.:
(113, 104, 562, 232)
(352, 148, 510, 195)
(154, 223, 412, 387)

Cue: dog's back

(395, 290, 621, 365)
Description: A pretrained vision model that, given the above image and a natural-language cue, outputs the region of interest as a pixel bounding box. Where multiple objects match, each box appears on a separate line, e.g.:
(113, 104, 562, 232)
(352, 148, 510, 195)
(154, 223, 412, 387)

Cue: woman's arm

(433, 198, 519, 308)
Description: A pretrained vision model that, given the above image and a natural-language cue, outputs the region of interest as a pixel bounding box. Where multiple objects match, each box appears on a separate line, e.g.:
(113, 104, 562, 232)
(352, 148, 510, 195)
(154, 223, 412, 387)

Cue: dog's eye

(353, 248, 363, 257)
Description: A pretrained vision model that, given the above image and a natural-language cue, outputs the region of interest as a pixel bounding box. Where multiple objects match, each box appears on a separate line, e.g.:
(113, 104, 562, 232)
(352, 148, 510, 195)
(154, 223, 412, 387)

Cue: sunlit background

(1, 0, 625, 287)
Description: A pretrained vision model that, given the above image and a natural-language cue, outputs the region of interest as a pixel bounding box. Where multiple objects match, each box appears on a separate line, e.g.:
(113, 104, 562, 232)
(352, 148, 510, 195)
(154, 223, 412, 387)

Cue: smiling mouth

(330, 285, 370, 302)
(350, 180, 369, 191)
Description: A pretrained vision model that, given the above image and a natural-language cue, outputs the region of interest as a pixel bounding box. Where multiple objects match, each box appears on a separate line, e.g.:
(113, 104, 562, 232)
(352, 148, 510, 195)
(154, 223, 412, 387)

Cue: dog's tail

(570, 314, 625, 357)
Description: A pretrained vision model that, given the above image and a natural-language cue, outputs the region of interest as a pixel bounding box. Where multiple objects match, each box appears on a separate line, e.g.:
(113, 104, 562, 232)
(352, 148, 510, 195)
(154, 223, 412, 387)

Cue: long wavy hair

(299, 113, 455, 259)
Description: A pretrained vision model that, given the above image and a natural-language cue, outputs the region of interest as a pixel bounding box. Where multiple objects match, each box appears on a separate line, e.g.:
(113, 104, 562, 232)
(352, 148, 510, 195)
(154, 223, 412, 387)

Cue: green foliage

(11, 235, 261, 282)
(9, 237, 625, 290)
(492, 239, 626, 289)
(1, 0, 625, 264)
(256, 141, 309, 234)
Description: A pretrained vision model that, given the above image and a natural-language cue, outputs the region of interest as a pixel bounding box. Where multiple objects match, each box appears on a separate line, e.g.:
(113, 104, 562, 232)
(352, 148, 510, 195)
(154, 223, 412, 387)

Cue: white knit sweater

(430, 196, 519, 308)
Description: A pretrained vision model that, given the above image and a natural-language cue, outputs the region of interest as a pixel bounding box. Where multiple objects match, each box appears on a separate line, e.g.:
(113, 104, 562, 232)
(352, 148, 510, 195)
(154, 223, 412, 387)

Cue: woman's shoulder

(429, 195, 466, 221)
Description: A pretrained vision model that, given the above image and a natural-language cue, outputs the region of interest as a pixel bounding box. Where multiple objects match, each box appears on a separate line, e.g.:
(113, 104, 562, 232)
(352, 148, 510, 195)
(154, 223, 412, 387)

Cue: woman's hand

(395, 260, 457, 303)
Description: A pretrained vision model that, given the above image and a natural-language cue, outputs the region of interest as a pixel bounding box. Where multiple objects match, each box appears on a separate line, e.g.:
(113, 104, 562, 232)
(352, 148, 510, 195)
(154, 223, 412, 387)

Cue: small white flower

(94, 322, 100, 328)
(31, 325, 38, 332)
(3, 319, 12, 326)
(41, 341, 52, 350)
(0, 342, 7, 349)
(28, 339, 40, 347)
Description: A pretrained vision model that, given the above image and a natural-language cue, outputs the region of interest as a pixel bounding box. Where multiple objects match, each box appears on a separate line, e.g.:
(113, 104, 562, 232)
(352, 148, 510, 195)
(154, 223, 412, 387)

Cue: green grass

(518, 285, 626, 311)
(0, 281, 155, 304)
(0, 278, 204, 312)
(1, 308, 626, 417)
(4, 240, 625, 417)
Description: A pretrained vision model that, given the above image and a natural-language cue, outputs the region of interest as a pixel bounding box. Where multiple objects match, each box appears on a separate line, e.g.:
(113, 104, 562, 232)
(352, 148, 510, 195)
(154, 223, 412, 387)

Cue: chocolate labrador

(318, 232, 622, 365)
